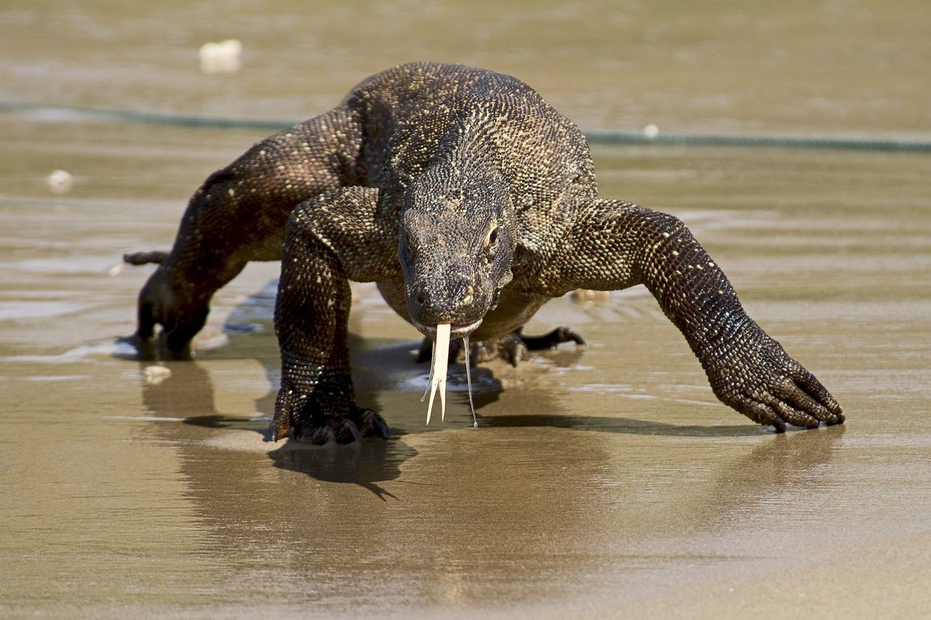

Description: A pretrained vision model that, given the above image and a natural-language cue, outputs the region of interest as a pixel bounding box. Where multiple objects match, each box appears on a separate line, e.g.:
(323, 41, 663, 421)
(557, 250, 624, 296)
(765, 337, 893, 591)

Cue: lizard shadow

(127, 279, 433, 495)
(136, 358, 416, 499)
(341, 338, 765, 439)
(480, 412, 769, 437)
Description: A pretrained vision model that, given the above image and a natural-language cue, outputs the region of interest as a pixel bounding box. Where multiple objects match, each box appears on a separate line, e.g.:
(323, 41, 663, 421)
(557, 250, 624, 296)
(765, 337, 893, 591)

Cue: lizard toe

(729, 393, 787, 433)
(354, 407, 391, 439)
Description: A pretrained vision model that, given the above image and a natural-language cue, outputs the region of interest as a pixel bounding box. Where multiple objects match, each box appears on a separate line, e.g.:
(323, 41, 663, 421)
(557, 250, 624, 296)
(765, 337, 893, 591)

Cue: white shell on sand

(199, 39, 242, 74)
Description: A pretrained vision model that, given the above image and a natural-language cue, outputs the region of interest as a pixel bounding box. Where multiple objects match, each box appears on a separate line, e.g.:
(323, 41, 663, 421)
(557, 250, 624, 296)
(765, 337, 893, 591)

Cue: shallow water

(2, 1, 930, 618)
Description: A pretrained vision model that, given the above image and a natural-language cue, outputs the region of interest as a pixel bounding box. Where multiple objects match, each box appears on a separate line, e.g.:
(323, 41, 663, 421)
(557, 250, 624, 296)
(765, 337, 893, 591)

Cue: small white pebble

(46, 169, 74, 194)
(144, 365, 172, 385)
(108, 263, 125, 277)
(643, 124, 659, 139)
(199, 39, 243, 74)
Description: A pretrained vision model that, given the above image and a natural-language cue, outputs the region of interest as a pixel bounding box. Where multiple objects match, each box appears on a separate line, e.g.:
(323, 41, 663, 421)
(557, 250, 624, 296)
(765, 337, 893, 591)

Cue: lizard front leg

(129, 107, 364, 357)
(550, 199, 844, 432)
(272, 187, 395, 444)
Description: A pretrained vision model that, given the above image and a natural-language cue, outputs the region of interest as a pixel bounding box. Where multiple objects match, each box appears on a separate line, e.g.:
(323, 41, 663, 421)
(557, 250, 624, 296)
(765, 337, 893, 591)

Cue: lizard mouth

(413, 318, 483, 340)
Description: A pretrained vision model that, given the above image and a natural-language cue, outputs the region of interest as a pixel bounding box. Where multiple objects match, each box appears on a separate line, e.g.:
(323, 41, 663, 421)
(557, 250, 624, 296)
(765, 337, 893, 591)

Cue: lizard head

(400, 162, 515, 342)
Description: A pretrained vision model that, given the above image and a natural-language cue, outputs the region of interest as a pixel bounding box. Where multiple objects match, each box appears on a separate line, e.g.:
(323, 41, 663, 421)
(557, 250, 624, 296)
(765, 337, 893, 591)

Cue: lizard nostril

(416, 291, 427, 306)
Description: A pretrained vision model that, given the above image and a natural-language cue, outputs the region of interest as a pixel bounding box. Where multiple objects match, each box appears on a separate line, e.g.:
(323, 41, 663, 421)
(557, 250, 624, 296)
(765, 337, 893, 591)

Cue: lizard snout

(408, 276, 484, 326)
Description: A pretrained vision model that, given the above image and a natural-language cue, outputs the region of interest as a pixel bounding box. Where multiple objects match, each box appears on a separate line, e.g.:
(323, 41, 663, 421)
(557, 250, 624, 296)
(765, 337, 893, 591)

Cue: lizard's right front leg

(271, 187, 394, 444)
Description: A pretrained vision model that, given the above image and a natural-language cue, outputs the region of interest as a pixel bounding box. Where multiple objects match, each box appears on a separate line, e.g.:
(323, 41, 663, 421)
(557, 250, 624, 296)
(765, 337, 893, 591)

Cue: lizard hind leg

(477, 326, 586, 367)
(415, 326, 586, 367)
(517, 326, 586, 352)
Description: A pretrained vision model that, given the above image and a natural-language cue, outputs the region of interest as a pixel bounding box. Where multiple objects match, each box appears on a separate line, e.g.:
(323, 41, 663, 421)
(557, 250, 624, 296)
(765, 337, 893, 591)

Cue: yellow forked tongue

(426, 322, 451, 424)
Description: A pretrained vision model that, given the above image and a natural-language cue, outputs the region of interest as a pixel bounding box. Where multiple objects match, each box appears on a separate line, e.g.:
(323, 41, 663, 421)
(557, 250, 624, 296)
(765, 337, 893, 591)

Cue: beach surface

(2, 2, 929, 617)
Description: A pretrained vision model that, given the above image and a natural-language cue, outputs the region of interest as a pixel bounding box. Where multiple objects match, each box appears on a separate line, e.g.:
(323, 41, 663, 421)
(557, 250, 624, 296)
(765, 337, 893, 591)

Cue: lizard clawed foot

(116, 332, 156, 360)
(739, 371, 845, 433)
(518, 326, 586, 351)
(271, 391, 390, 445)
(415, 326, 586, 367)
(706, 333, 844, 433)
(297, 408, 390, 445)
(469, 326, 587, 366)
(471, 332, 529, 366)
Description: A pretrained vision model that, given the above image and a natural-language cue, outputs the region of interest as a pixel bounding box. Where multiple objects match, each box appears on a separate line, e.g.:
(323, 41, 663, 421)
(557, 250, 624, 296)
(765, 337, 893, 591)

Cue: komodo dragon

(125, 61, 844, 444)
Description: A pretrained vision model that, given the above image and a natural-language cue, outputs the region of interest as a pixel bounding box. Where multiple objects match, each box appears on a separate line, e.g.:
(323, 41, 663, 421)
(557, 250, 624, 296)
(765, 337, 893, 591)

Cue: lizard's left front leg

(550, 199, 844, 432)
(272, 187, 394, 444)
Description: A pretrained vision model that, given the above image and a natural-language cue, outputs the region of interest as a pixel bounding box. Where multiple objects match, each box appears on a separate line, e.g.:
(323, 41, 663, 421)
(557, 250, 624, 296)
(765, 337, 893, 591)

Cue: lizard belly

(472, 289, 548, 340)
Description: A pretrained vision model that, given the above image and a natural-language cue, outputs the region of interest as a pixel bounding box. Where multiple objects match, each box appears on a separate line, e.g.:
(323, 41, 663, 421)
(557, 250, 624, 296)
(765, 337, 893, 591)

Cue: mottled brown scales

(127, 62, 844, 444)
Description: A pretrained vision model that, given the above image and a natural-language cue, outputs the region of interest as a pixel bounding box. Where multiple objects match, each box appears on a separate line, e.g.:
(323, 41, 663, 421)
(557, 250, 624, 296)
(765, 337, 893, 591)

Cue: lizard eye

(485, 226, 499, 248)
(404, 229, 417, 261)
(481, 225, 499, 266)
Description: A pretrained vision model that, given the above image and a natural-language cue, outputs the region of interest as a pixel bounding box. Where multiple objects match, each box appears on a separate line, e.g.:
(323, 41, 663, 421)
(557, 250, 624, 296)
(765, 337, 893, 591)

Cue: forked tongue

(425, 322, 451, 424)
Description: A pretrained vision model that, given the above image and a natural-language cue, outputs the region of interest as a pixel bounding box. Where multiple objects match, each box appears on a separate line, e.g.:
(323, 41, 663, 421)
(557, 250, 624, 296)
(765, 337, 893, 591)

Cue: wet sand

(2, 2, 930, 618)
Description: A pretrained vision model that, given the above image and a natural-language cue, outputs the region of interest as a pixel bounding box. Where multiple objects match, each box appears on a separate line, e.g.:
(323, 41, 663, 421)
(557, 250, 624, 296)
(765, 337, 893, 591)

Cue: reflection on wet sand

(128, 309, 846, 610)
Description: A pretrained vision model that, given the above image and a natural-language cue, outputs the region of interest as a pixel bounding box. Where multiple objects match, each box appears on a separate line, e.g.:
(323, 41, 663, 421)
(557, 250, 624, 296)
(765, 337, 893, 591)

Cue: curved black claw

(353, 407, 391, 440)
(293, 408, 390, 445)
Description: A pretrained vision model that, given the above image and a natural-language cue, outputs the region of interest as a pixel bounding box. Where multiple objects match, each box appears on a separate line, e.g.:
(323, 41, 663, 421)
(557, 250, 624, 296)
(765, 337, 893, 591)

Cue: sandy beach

(2, 2, 930, 617)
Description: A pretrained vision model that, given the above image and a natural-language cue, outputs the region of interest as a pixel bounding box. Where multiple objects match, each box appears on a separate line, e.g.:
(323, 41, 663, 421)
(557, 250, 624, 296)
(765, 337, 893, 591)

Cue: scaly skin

(128, 62, 844, 443)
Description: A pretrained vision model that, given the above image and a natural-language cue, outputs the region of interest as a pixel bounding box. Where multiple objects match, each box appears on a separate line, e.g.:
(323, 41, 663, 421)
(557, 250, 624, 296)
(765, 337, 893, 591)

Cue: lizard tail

(123, 250, 168, 265)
